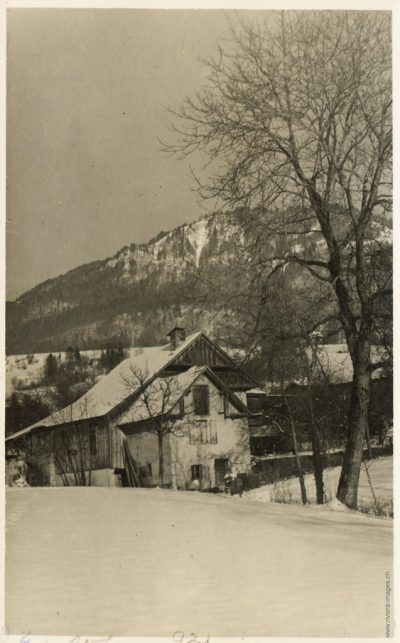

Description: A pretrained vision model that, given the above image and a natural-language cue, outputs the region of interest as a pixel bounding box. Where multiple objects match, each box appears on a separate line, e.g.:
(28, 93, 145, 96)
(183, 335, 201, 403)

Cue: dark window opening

(140, 462, 152, 478)
(191, 464, 203, 480)
(247, 396, 263, 414)
(193, 385, 209, 415)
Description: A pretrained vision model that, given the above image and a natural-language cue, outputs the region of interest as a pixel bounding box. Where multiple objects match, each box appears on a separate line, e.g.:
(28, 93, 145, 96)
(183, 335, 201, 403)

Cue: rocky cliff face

(6, 213, 245, 353)
(7, 209, 391, 355)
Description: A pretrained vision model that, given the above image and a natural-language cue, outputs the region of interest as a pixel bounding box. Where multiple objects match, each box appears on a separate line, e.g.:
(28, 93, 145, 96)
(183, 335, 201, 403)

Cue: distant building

(246, 343, 392, 456)
(6, 329, 257, 489)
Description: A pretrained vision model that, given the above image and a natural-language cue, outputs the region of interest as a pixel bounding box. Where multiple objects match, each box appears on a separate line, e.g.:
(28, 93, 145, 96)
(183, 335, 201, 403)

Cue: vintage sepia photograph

(3, 4, 394, 639)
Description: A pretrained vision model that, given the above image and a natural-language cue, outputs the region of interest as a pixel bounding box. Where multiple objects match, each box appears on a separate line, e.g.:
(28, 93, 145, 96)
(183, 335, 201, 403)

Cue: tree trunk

(337, 357, 371, 508)
(311, 430, 325, 504)
(307, 389, 325, 504)
(282, 389, 307, 504)
(289, 416, 308, 505)
(158, 433, 164, 487)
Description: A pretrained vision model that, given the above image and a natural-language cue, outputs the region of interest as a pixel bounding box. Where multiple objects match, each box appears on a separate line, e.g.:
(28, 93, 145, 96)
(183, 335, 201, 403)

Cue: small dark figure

(224, 472, 233, 494)
(234, 475, 244, 498)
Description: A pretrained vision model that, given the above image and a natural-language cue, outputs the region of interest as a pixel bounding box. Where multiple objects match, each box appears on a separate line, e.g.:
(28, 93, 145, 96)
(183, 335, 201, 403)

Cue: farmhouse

(6, 328, 257, 489)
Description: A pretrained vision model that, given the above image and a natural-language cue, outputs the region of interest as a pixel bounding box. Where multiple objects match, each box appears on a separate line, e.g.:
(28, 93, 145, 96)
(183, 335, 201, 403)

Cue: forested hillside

(7, 209, 391, 355)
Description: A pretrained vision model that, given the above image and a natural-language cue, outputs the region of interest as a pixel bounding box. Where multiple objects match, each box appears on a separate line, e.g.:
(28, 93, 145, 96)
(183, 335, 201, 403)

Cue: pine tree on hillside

(44, 353, 58, 383)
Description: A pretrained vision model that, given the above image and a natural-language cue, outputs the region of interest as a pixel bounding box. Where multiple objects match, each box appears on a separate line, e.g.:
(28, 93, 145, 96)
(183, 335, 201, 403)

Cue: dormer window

(193, 385, 209, 415)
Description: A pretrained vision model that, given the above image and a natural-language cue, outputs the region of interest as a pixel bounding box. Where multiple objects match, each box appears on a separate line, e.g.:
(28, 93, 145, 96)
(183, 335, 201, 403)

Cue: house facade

(6, 329, 256, 490)
(118, 368, 250, 490)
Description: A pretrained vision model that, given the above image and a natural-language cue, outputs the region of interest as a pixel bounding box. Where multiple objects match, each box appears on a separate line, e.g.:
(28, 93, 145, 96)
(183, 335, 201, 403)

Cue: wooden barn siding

(28, 430, 56, 485)
(166, 336, 255, 389)
(52, 419, 110, 473)
(109, 418, 125, 470)
(96, 421, 110, 469)
(172, 336, 233, 368)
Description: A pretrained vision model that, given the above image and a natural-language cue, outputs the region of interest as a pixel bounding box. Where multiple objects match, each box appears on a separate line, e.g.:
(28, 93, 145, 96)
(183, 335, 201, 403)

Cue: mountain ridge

(6, 212, 243, 353)
(7, 209, 391, 355)
(12, 213, 212, 304)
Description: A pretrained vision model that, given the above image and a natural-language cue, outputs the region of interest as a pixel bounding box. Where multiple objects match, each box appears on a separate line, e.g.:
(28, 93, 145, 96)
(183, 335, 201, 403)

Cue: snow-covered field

(5, 351, 102, 394)
(6, 348, 142, 394)
(5, 487, 393, 637)
(244, 456, 393, 507)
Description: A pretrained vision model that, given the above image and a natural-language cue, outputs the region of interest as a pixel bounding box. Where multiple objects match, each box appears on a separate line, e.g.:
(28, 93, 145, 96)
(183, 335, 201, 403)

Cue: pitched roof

(117, 365, 205, 425)
(6, 331, 203, 441)
(6, 331, 250, 442)
(118, 364, 249, 426)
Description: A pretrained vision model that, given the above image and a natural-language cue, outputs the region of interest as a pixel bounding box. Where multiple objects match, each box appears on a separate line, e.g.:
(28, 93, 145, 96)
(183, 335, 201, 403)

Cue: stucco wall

(169, 374, 250, 490)
(113, 372, 250, 489)
(124, 430, 172, 486)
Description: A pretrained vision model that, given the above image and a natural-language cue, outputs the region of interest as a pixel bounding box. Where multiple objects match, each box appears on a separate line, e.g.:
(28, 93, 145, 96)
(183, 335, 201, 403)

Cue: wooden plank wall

(109, 420, 125, 470)
(52, 419, 110, 473)
(166, 336, 255, 389)
(172, 336, 232, 367)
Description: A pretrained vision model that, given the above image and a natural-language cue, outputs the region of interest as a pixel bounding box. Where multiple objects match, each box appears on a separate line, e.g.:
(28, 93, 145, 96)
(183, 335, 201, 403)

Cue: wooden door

(214, 458, 229, 490)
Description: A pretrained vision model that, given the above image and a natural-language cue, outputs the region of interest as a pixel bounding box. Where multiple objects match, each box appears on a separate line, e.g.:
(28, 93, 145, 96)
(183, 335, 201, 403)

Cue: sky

(6, 8, 266, 300)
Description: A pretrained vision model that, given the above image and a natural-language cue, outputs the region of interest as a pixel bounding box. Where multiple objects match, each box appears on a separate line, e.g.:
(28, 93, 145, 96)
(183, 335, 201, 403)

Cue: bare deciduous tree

(120, 366, 188, 487)
(164, 11, 392, 508)
(51, 396, 95, 486)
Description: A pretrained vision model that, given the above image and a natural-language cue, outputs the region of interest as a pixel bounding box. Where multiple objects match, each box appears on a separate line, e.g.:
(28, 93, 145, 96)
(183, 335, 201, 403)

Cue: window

(193, 385, 209, 415)
(191, 464, 203, 480)
(89, 429, 97, 456)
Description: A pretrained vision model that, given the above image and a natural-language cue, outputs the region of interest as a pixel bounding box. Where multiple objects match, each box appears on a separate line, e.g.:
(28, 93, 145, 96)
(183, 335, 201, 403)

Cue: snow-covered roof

(118, 364, 249, 426)
(305, 344, 387, 384)
(6, 331, 204, 441)
(118, 365, 205, 425)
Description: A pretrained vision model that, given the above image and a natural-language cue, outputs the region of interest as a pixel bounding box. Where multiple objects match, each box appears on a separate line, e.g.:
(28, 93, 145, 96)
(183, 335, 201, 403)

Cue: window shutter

(200, 421, 208, 443)
(189, 423, 201, 444)
(209, 420, 218, 444)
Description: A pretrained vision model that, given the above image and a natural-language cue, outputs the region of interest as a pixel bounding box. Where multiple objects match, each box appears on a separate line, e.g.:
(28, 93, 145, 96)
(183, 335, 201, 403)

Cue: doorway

(214, 458, 229, 490)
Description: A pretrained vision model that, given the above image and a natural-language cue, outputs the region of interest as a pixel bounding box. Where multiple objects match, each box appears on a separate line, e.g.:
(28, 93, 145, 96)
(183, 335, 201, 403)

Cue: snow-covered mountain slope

(7, 216, 241, 353)
(6, 212, 254, 353)
(6, 210, 391, 354)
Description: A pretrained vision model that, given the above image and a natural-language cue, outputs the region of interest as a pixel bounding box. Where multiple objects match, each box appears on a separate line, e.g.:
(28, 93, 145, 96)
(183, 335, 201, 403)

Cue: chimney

(167, 326, 186, 352)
